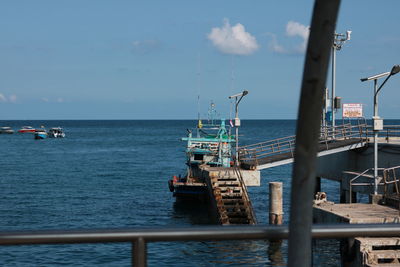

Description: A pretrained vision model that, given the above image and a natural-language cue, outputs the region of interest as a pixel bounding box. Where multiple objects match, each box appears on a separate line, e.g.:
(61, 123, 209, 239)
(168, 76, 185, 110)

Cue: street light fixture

(361, 64, 400, 195)
(229, 90, 249, 166)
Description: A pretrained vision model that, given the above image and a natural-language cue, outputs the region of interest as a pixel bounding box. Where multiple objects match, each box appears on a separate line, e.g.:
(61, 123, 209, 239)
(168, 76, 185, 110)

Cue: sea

(0, 119, 374, 266)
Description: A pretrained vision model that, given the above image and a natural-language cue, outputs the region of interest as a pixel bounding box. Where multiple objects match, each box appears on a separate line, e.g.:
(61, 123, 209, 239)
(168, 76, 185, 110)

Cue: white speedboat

(0, 127, 14, 134)
(48, 127, 65, 138)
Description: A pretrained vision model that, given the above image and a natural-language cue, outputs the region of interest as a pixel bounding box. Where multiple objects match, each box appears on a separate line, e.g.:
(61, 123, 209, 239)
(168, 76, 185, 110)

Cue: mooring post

(269, 182, 283, 225)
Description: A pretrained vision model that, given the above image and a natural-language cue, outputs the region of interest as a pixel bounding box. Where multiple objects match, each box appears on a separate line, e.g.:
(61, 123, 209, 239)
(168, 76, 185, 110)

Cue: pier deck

(314, 203, 400, 265)
(313, 202, 400, 224)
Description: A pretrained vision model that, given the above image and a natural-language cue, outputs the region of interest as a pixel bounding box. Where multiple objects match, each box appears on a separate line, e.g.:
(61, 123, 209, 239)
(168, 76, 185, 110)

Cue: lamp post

(331, 31, 351, 130)
(361, 65, 400, 195)
(229, 90, 249, 166)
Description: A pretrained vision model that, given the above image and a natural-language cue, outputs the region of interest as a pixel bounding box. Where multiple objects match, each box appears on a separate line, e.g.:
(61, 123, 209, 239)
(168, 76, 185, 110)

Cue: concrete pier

(313, 202, 400, 224)
(313, 202, 400, 266)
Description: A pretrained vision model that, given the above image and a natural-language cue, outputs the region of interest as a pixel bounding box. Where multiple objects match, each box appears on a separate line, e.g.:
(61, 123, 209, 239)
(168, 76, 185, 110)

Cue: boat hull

(0, 129, 14, 134)
(18, 126, 36, 133)
(169, 179, 207, 200)
(34, 133, 47, 139)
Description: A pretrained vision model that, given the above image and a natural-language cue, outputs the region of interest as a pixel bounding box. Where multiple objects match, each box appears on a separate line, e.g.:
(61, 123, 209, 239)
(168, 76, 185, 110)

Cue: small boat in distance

(34, 128, 47, 139)
(0, 127, 14, 134)
(18, 126, 36, 133)
(48, 127, 65, 138)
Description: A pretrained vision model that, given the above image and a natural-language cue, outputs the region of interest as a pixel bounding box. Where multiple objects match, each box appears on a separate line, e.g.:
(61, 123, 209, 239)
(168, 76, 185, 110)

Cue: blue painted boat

(169, 103, 235, 200)
(34, 128, 47, 140)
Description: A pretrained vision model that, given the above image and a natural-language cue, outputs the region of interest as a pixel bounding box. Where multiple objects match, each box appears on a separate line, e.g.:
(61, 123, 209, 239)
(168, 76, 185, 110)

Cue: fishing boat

(169, 103, 235, 200)
(0, 127, 14, 134)
(18, 126, 36, 133)
(48, 127, 65, 138)
(34, 128, 47, 139)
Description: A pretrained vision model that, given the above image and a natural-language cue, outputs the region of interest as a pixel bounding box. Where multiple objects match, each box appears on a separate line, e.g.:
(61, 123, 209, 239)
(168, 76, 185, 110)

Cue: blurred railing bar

(1, 224, 400, 266)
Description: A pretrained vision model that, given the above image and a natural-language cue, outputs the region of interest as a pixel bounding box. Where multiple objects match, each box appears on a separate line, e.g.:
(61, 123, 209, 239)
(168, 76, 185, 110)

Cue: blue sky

(1, 0, 399, 120)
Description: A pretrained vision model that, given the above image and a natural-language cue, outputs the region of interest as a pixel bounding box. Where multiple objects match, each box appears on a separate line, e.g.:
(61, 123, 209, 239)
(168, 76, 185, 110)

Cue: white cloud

(9, 95, 17, 103)
(268, 21, 309, 54)
(0, 93, 17, 103)
(41, 97, 64, 103)
(286, 21, 309, 53)
(0, 94, 6, 102)
(207, 19, 259, 55)
(267, 33, 286, 54)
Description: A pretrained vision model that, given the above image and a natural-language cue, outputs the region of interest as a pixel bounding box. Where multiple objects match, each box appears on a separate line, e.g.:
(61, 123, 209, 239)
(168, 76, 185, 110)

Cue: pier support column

(340, 182, 357, 203)
(269, 182, 283, 225)
(314, 177, 321, 196)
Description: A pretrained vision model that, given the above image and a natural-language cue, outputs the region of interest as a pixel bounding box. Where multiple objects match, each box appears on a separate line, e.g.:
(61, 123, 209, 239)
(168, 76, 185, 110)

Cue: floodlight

(346, 30, 352, 41)
(390, 65, 400, 75)
(229, 90, 249, 99)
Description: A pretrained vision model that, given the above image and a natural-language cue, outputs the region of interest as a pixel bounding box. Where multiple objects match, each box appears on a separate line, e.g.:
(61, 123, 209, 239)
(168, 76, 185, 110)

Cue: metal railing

(238, 135, 296, 166)
(348, 168, 381, 203)
(1, 224, 400, 266)
(348, 166, 400, 203)
(233, 166, 257, 224)
(383, 165, 400, 196)
(365, 125, 400, 140)
(239, 122, 367, 166)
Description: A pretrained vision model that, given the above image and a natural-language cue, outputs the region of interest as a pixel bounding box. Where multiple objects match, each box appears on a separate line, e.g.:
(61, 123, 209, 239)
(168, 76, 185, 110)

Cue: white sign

(342, 103, 363, 118)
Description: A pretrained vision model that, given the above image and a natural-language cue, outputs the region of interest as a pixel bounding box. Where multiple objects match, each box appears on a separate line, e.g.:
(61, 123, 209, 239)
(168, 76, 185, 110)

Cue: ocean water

(0, 120, 349, 266)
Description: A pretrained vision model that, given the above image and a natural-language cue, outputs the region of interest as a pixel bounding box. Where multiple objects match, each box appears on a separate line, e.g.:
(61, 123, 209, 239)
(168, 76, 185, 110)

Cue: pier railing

(383, 165, 400, 196)
(1, 224, 400, 266)
(233, 166, 257, 224)
(365, 125, 400, 140)
(238, 122, 367, 166)
(348, 166, 400, 203)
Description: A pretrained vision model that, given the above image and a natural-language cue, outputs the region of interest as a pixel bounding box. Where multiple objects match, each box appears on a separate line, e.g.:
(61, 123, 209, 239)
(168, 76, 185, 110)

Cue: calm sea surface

(1, 119, 387, 266)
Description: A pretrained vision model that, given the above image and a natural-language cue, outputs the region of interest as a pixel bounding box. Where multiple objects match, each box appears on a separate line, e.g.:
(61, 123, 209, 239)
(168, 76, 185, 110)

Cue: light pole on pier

(331, 31, 351, 130)
(229, 90, 249, 166)
(361, 65, 400, 195)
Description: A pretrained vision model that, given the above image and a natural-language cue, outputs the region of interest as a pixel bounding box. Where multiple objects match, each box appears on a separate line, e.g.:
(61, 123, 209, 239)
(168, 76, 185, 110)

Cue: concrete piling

(269, 182, 283, 225)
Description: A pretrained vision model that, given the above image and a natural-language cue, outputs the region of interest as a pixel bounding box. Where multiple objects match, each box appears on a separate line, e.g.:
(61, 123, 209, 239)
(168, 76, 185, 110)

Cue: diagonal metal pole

(288, 0, 341, 266)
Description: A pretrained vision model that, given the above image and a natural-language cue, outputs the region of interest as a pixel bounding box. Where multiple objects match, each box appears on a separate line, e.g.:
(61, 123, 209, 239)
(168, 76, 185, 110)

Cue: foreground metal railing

(1, 224, 400, 266)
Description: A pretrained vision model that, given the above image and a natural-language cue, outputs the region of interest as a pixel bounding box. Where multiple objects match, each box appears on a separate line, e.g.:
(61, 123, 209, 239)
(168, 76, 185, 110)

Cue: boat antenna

(229, 55, 235, 133)
(196, 53, 202, 137)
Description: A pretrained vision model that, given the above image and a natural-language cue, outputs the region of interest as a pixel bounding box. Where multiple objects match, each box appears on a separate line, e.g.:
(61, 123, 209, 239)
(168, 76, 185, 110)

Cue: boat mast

(197, 53, 201, 138)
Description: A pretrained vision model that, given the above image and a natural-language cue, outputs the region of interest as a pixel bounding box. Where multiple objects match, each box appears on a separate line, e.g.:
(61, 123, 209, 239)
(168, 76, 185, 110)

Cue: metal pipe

(132, 237, 147, 267)
(1, 224, 400, 245)
(374, 79, 379, 195)
(331, 41, 336, 130)
(288, 0, 340, 266)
